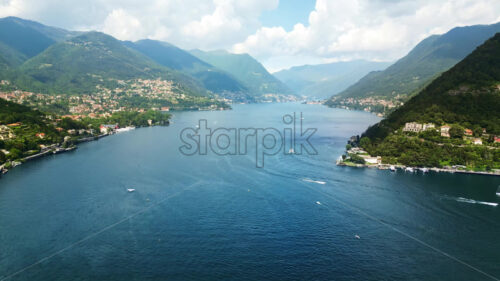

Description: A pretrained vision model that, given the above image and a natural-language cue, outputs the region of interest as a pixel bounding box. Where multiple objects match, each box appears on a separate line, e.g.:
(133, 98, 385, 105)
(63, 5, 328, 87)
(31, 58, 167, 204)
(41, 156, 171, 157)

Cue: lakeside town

(326, 95, 407, 117)
(0, 78, 229, 116)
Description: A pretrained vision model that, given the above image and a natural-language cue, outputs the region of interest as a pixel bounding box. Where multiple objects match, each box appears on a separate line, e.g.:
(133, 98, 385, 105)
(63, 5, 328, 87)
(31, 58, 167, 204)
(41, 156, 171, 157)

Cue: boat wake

(454, 197, 498, 207)
(302, 178, 326, 185)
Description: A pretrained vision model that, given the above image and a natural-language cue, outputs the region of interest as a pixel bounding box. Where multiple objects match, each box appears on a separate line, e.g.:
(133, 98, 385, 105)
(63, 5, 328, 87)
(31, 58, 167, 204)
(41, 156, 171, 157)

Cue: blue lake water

(0, 103, 499, 281)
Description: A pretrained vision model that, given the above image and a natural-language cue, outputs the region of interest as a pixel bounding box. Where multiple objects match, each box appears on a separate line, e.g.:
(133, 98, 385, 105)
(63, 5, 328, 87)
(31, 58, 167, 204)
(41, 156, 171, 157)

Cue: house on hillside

(403, 122, 435, 133)
(473, 138, 483, 145)
(403, 122, 423, 133)
(441, 125, 451, 137)
(494, 136, 500, 143)
(423, 123, 435, 130)
(0, 125, 15, 140)
(464, 129, 473, 136)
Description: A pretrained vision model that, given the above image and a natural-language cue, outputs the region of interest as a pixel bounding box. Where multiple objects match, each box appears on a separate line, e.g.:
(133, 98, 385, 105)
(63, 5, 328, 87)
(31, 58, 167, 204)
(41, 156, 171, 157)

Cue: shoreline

(0, 134, 108, 176)
(0, 125, 155, 176)
(336, 161, 500, 177)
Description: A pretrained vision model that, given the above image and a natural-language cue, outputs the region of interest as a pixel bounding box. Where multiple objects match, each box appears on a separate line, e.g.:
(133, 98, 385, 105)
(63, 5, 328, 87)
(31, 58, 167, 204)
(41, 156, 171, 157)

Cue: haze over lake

(1, 103, 499, 281)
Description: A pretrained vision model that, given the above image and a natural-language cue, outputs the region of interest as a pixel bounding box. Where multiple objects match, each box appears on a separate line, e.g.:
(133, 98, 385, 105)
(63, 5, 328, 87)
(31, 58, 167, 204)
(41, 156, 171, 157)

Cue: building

(473, 138, 482, 145)
(35, 133, 45, 139)
(441, 125, 451, 137)
(0, 125, 15, 140)
(403, 122, 423, 133)
(100, 124, 118, 134)
(359, 155, 382, 165)
(494, 136, 500, 143)
(423, 123, 435, 131)
(403, 122, 435, 133)
(464, 129, 473, 136)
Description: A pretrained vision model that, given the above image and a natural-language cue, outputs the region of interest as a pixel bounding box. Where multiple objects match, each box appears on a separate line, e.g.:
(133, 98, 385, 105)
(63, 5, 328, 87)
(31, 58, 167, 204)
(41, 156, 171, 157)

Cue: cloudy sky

(1, 0, 500, 72)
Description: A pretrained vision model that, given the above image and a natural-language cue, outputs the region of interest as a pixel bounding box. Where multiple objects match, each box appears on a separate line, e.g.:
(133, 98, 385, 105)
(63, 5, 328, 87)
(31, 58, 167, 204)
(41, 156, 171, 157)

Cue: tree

(449, 125, 463, 139)
(345, 144, 352, 151)
(0, 151, 5, 163)
(359, 137, 372, 149)
(349, 154, 366, 164)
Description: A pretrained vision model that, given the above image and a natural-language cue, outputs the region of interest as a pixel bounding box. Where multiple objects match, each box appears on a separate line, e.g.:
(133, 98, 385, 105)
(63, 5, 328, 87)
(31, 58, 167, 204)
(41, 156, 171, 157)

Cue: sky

(1, 0, 500, 72)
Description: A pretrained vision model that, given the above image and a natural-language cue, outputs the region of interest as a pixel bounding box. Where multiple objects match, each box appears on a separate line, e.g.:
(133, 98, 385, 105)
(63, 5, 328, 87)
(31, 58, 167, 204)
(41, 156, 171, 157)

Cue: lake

(0, 103, 499, 281)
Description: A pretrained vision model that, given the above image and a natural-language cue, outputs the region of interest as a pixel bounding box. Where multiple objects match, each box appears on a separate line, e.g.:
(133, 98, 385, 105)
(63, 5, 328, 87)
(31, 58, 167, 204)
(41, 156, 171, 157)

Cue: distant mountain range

(0, 17, 292, 102)
(16, 32, 206, 95)
(190, 49, 293, 97)
(0, 17, 78, 68)
(330, 22, 500, 102)
(274, 60, 390, 99)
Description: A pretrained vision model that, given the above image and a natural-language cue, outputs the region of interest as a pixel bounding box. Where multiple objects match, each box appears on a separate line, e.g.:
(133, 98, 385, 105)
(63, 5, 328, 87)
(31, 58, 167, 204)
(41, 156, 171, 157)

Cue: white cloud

(0, 0, 278, 50)
(233, 0, 500, 71)
(102, 9, 144, 41)
(1, 0, 499, 71)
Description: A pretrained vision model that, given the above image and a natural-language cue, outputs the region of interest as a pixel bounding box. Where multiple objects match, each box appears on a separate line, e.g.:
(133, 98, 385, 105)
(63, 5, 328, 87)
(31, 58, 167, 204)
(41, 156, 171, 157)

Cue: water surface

(0, 103, 499, 281)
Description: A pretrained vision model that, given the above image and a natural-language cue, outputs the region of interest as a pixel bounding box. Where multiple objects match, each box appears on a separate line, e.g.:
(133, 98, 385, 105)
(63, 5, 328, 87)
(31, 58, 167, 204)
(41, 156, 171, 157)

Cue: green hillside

(333, 22, 500, 101)
(15, 32, 205, 95)
(358, 33, 500, 170)
(190, 49, 292, 96)
(274, 60, 390, 99)
(124, 40, 250, 98)
(0, 17, 78, 68)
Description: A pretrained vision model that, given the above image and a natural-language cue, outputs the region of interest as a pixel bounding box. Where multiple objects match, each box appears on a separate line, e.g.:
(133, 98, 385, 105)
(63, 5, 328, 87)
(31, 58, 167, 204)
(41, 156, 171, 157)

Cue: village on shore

(337, 121, 500, 176)
(0, 119, 165, 176)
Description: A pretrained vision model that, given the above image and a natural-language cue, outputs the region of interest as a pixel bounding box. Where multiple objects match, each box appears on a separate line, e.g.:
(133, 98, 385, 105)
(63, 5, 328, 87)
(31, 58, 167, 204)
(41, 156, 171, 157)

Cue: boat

(354, 234, 360, 239)
(116, 126, 136, 133)
(390, 165, 396, 172)
(405, 167, 414, 172)
(127, 188, 135, 193)
(496, 186, 500, 197)
(421, 168, 429, 173)
(316, 201, 321, 205)
(288, 148, 295, 154)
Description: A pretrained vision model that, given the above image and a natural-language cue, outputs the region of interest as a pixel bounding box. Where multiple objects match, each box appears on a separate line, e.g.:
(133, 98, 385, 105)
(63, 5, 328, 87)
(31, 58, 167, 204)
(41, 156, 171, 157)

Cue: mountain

(356, 33, 500, 169)
(332, 22, 500, 102)
(274, 60, 390, 99)
(15, 32, 205, 95)
(123, 40, 249, 97)
(190, 49, 293, 96)
(365, 33, 500, 140)
(0, 17, 78, 67)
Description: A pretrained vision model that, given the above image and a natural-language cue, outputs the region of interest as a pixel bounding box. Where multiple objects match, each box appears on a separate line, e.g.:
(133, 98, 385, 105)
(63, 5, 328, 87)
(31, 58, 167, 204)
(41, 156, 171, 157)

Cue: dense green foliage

(190, 49, 292, 96)
(83, 110, 170, 128)
(333, 23, 500, 101)
(0, 17, 78, 68)
(0, 99, 66, 161)
(274, 60, 390, 99)
(364, 134, 500, 170)
(360, 33, 500, 170)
